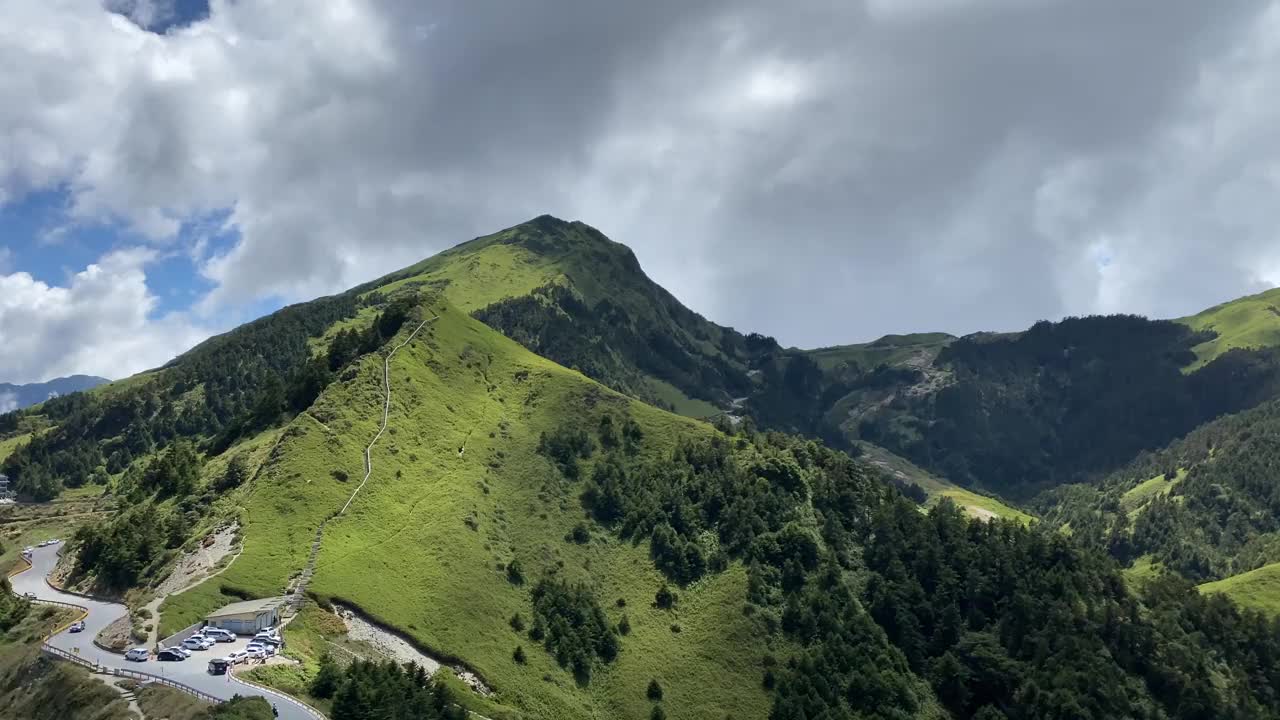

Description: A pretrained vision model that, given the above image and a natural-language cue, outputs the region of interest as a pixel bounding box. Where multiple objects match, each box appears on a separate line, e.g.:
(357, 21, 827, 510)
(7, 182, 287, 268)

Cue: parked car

(226, 649, 248, 665)
(243, 645, 266, 660)
(68, 621, 85, 633)
(173, 645, 193, 658)
(246, 642, 277, 659)
(182, 635, 215, 651)
(202, 627, 236, 643)
(157, 648, 186, 661)
(253, 631, 282, 645)
(23, 592, 37, 600)
(125, 648, 149, 662)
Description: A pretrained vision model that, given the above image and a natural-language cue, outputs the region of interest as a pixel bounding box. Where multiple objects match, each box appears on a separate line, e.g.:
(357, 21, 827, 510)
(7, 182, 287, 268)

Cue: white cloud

(0, 391, 17, 414)
(0, 248, 211, 383)
(0, 0, 1278, 366)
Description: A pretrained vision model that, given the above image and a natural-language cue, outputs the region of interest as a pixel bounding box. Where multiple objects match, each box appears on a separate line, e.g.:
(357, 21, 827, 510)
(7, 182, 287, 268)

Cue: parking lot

(153, 632, 285, 672)
(13, 543, 317, 719)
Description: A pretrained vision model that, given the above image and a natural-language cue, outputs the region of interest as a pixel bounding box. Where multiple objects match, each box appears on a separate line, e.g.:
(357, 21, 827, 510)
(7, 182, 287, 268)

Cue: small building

(205, 597, 287, 635)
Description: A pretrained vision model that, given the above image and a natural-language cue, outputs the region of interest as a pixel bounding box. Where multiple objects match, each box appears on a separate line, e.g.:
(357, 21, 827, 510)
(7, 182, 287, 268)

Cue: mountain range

(0, 375, 110, 413)
(5, 216, 1280, 720)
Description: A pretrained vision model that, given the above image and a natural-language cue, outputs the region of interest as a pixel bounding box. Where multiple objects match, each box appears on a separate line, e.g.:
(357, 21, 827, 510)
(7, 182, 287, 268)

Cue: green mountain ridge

(5, 216, 1280, 718)
(1178, 286, 1280, 369)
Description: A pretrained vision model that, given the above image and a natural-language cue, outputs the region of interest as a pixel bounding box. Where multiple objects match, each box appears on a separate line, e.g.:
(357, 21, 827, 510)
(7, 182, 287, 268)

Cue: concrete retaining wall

(157, 619, 205, 652)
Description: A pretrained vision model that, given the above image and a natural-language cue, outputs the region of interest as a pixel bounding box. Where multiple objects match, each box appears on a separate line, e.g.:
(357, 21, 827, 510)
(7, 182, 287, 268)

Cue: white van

(125, 647, 150, 662)
(202, 627, 236, 642)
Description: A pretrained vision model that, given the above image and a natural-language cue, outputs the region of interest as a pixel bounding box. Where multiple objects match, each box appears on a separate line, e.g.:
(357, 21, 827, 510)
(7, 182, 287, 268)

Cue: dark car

(68, 621, 85, 633)
(158, 647, 186, 662)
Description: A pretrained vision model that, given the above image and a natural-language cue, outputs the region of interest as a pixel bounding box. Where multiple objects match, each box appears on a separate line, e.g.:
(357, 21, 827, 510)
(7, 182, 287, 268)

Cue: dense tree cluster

(326, 659, 464, 720)
(0, 291, 424, 501)
(0, 293, 363, 498)
(72, 504, 190, 590)
(858, 501, 1280, 719)
(858, 315, 1280, 497)
(550, 407, 1280, 719)
(1040, 395, 1280, 581)
(474, 282, 766, 414)
(536, 425, 596, 480)
(528, 576, 618, 679)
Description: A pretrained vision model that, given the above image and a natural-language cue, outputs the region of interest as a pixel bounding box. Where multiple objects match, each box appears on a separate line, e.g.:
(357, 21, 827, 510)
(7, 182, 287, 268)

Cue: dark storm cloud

(3, 0, 1280, 382)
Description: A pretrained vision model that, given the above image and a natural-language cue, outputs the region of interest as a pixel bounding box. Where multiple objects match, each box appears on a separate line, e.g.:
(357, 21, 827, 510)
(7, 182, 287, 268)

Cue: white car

(225, 649, 248, 665)
(173, 645, 193, 658)
(182, 635, 215, 651)
(243, 645, 267, 660)
(125, 648, 149, 662)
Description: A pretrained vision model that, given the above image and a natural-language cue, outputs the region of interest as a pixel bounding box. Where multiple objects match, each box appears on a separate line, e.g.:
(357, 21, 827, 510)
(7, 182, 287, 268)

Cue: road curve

(9, 543, 323, 720)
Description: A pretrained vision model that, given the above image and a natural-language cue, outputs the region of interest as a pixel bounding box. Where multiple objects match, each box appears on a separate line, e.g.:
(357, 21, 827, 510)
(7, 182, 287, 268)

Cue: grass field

(1123, 555, 1165, 588)
(160, 300, 776, 720)
(136, 684, 212, 719)
(859, 443, 1035, 524)
(0, 433, 32, 465)
(1178, 287, 1280, 370)
(369, 240, 566, 313)
(643, 376, 721, 419)
(1199, 562, 1280, 616)
(1120, 469, 1186, 514)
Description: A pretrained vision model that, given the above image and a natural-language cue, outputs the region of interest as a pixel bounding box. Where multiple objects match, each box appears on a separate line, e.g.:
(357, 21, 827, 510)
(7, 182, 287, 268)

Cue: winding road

(9, 543, 323, 720)
(8, 313, 442, 718)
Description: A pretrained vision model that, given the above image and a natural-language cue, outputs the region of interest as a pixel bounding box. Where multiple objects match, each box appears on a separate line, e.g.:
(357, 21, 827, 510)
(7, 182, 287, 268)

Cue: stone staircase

(286, 522, 329, 614)
(285, 313, 436, 617)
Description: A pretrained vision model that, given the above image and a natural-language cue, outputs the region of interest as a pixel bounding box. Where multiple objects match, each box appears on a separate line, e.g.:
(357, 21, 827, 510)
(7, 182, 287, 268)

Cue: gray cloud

(2, 0, 1280, 377)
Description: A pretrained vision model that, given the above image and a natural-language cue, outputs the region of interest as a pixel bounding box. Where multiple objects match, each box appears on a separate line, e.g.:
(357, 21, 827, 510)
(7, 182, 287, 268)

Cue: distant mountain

(0, 375, 109, 412)
(808, 315, 1280, 500)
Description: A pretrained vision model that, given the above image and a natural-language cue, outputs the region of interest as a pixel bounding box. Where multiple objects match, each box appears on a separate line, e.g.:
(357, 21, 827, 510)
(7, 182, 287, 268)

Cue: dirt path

(341, 314, 436, 515)
(146, 524, 241, 647)
(287, 313, 436, 613)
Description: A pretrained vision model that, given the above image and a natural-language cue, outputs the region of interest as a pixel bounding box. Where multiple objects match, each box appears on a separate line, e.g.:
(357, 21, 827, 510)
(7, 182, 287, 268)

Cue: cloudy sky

(2, 0, 1280, 383)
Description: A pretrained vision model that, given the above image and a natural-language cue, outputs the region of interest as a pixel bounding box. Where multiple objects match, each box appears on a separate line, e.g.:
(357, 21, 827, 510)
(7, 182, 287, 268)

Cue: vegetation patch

(1179, 286, 1280, 369)
(1200, 563, 1280, 616)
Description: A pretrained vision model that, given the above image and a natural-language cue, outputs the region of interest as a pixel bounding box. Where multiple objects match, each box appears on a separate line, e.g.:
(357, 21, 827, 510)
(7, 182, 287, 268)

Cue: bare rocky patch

(153, 523, 240, 598)
(333, 604, 493, 696)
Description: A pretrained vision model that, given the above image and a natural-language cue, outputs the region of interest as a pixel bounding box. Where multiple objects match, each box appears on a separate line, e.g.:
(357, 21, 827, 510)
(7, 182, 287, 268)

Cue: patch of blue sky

(0, 186, 251, 318)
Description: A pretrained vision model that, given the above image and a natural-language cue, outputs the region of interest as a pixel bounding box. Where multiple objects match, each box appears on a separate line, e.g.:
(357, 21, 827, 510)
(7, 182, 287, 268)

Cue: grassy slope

(0, 607, 132, 720)
(0, 433, 31, 465)
(368, 218, 752, 411)
(370, 241, 566, 313)
(859, 443, 1034, 524)
(1178, 287, 1280, 369)
(807, 333, 955, 371)
(162, 300, 773, 720)
(1119, 468, 1186, 515)
(1200, 562, 1280, 616)
(642, 376, 722, 419)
